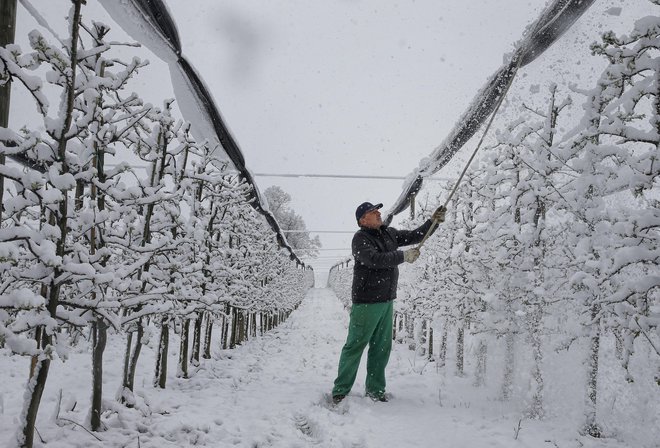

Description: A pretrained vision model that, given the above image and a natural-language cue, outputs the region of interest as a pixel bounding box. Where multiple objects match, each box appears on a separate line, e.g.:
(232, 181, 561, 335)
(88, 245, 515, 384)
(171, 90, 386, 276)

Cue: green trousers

(332, 300, 393, 397)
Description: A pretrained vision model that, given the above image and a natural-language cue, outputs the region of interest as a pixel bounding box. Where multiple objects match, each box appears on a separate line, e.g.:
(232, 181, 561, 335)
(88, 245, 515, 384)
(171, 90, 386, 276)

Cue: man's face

(359, 209, 382, 229)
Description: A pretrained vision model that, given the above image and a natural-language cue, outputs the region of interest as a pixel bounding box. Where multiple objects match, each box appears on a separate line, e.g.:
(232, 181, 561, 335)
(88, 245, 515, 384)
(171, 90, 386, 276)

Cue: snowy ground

(0, 288, 649, 447)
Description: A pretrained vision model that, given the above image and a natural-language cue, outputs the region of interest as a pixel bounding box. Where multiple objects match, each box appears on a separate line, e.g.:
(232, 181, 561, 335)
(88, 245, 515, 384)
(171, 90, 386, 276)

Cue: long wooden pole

(0, 0, 17, 218)
(415, 53, 524, 251)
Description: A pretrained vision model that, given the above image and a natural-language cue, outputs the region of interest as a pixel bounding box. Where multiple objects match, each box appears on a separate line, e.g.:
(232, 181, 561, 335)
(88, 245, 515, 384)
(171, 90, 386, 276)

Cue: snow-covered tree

(390, 2, 659, 438)
(557, 10, 660, 435)
(0, 3, 155, 443)
(263, 185, 321, 257)
(0, 5, 315, 444)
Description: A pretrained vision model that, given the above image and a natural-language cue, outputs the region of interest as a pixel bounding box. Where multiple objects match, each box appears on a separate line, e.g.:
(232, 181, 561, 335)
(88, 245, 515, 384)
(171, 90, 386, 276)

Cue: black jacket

(351, 219, 435, 304)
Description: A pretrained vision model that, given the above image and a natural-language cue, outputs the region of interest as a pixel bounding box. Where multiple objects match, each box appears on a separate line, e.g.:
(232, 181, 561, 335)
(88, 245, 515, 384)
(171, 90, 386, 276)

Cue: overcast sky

(11, 0, 651, 278)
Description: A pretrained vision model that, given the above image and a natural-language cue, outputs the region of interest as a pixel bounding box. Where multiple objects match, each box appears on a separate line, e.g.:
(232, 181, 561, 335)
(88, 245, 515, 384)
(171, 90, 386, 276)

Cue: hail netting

(97, 0, 307, 267)
(97, 0, 594, 263)
(384, 0, 596, 224)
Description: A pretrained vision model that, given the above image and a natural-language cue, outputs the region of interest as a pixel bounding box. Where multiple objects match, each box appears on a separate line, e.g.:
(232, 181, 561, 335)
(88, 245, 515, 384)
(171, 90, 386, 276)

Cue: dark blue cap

(355, 202, 383, 222)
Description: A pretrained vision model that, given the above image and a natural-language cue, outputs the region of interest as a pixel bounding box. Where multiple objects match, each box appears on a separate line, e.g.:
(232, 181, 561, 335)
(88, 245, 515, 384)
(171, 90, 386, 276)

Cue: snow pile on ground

(0, 288, 653, 447)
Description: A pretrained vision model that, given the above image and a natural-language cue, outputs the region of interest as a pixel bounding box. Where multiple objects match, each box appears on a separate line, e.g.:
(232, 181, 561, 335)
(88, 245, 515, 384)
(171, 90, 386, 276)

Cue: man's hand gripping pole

(415, 204, 447, 251)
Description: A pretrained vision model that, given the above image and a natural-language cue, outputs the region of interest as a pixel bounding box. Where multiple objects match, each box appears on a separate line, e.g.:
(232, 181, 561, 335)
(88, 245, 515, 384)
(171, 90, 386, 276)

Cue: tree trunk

(29, 323, 44, 378)
(178, 319, 190, 379)
(405, 314, 414, 350)
(428, 325, 434, 361)
(120, 331, 133, 401)
(250, 312, 257, 338)
(17, 333, 51, 448)
(74, 179, 84, 210)
(127, 323, 144, 391)
(154, 318, 169, 389)
(528, 310, 545, 419)
(202, 314, 213, 359)
(243, 312, 250, 342)
(439, 324, 448, 367)
(17, 2, 83, 444)
(222, 306, 230, 350)
(473, 338, 487, 387)
(236, 310, 246, 345)
(88, 57, 109, 432)
(583, 306, 602, 437)
(190, 314, 202, 367)
(230, 307, 238, 349)
(119, 321, 144, 406)
(418, 319, 427, 357)
(501, 332, 515, 400)
(392, 313, 398, 341)
(455, 325, 465, 377)
(90, 319, 107, 431)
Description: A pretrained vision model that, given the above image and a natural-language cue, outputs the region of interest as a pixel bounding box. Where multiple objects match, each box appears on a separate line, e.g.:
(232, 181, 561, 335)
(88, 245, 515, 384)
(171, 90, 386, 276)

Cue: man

(331, 201, 446, 404)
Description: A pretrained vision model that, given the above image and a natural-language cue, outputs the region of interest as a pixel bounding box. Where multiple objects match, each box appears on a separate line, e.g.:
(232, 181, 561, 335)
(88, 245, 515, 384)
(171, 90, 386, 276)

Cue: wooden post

(0, 0, 18, 218)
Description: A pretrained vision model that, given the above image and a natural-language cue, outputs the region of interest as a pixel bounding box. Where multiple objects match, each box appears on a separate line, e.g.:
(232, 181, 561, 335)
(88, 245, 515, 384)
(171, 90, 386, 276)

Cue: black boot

(366, 392, 389, 402)
(332, 394, 346, 404)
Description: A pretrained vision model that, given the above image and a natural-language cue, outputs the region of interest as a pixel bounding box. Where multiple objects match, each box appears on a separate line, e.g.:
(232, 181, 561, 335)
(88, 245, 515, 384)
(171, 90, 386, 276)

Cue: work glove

(432, 205, 447, 223)
(403, 248, 420, 263)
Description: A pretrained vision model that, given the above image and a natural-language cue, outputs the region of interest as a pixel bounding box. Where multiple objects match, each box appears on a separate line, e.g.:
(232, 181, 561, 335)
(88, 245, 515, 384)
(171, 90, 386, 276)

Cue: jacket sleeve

(352, 232, 404, 268)
(393, 219, 436, 247)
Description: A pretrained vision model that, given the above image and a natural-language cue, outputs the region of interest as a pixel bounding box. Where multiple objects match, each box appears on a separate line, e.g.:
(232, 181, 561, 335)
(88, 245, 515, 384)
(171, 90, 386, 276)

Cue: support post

(0, 0, 18, 217)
